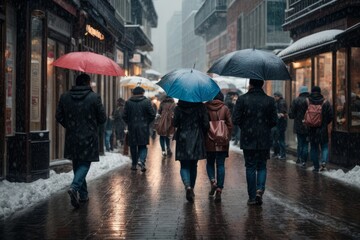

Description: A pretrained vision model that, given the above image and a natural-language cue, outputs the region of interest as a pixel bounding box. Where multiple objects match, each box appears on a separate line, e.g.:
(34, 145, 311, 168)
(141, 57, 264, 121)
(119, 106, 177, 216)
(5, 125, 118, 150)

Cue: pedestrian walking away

(55, 73, 107, 208)
(233, 79, 277, 206)
(288, 86, 310, 167)
(104, 114, 114, 152)
(122, 86, 156, 172)
(156, 95, 176, 157)
(205, 91, 233, 202)
(307, 86, 333, 172)
(173, 100, 210, 202)
(273, 91, 288, 160)
(113, 98, 127, 148)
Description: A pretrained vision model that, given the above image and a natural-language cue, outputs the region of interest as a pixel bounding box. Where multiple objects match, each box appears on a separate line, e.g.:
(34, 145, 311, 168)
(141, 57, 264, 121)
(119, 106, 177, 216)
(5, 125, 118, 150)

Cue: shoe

(271, 154, 279, 159)
(278, 156, 286, 160)
(67, 188, 80, 208)
(255, 190, 263, 205)
(208, 180, 217, 197)
(214, 188, 222, 202)
(247, 199, 257, 205)
(312, 168, 319, 173)
(296, 159, 301, 164)
(79, 197, 89, 203)
(141, 165, 147, 172)
(186, 187, 194, 202)
(301, 162, 306, 168)
(162, 151, 167, 156)
(131, 165, 137, 171)
(320, 163, 326, 171)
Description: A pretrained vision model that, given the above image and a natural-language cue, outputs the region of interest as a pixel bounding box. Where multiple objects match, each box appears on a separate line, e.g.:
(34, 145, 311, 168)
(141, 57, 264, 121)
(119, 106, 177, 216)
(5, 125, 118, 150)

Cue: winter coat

(56, 85, 107, 162)
(307, 92, 333, 144)
(204, 99, 233, 154)
(113, 104, 126, 133)
(158, 97, 175, 115)
(288, 92, 310, 135)
(157, 97, 176, 137)
(173, 101, 209, 161)
(122, 95, 156, 146)
(275, 96, 288, 132)
(233, 88, 277, 150)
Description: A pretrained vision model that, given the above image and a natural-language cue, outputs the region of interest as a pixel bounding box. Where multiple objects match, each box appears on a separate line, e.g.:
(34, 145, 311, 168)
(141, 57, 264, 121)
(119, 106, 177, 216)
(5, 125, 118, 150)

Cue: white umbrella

(120, 76, 157, 90)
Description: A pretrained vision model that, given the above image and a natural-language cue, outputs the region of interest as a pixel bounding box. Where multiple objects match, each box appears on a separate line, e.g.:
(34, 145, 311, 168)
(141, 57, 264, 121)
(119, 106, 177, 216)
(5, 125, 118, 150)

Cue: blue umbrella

(208, 48, 291, 81)
(156, 68, 220, 102)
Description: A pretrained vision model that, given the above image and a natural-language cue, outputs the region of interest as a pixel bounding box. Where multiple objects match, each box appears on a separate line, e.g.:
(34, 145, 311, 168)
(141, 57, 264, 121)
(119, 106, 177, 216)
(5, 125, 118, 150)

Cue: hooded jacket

(205, 99, 233, 153)
(289, 92, 310, 135)
(56, 85, 107, 162)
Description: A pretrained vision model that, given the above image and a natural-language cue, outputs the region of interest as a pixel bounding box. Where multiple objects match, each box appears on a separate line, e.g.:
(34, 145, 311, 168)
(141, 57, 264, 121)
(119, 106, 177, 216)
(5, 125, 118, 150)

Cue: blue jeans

(206, 152, 226, 189)
(243, 150, 268, 201)
(130, 145, 148, 166)
(180, 160, 198, 189)
(310, 142, 329, 170)
(71, 161, 91, 199)
(297, 134, 309, 162)
(104, 130, 113, 151)
(159, 136, 170, 151)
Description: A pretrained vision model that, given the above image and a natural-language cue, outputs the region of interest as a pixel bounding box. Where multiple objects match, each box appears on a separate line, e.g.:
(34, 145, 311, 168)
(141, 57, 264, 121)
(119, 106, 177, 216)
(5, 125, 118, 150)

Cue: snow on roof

(278, 29, 344, 58)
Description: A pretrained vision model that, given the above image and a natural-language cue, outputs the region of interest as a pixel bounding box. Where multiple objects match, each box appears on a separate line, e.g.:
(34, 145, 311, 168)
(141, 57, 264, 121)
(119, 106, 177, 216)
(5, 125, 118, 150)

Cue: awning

(278, 29, 343, 61)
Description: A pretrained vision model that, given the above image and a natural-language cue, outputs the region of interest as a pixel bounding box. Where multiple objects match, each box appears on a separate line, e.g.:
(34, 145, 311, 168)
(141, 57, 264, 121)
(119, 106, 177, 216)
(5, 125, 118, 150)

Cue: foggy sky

(151, 0, 182, 75)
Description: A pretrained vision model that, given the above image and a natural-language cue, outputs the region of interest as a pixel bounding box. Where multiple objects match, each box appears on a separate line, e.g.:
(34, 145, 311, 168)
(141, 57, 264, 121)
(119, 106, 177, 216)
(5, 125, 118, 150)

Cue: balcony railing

(284, 0, 337, 24)
(194, 0, 227, 34)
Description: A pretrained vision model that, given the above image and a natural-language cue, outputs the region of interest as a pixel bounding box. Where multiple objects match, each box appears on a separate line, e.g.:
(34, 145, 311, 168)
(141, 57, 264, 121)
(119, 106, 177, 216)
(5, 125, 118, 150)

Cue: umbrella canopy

(156, 68, 220, 102)
(120, 76, 157, 90)
(52, 51, 125, 76)
(208, 48, 291, 81)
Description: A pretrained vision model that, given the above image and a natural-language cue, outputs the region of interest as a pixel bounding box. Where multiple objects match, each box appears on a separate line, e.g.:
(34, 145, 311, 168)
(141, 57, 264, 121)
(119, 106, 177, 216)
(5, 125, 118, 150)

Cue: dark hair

(214, 91, 224, 101)
(76, 73, 91, 86)
(311, 86, 321, 93)
(249, 79, 264, 88)
(132, 86, 145, 95)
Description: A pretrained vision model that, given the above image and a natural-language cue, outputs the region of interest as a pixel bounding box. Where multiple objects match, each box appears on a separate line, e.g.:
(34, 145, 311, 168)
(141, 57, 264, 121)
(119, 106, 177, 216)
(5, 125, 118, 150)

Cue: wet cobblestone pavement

(1, 136, 360, 239)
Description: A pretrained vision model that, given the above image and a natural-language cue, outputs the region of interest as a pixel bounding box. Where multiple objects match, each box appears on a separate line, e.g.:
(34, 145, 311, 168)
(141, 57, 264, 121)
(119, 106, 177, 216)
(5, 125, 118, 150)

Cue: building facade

(279, 0, 360, 168)
(0, 0, 157, 182)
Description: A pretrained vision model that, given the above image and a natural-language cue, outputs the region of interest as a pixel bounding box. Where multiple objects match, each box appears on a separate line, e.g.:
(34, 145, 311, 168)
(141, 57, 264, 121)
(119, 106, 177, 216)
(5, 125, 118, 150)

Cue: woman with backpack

(157, 96, 176, 156)
(307, 86, 333, 172)
(205, 91, 233, 202)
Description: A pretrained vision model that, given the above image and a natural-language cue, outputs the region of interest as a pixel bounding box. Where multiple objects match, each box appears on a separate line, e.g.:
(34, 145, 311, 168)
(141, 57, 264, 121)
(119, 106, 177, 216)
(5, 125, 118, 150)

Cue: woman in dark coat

(307, 86, 333, 172)
(205, 91, 233, 202)
(173, 100, 209, 202)
(157, 96, 176, 156)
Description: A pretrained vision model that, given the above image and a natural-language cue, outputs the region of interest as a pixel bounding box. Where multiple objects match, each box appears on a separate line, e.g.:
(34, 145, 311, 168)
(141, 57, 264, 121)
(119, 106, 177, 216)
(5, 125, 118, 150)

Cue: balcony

(194, 0, 227, 37)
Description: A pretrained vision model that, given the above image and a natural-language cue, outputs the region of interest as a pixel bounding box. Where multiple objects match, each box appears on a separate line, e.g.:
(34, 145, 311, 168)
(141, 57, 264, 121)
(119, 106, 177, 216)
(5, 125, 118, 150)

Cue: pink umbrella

(52, 51, 125, 76)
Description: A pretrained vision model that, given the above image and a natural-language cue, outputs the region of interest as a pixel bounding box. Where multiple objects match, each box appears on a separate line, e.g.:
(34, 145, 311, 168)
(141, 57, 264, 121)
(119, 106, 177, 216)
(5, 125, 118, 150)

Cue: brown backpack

(303, 98, 325, 127)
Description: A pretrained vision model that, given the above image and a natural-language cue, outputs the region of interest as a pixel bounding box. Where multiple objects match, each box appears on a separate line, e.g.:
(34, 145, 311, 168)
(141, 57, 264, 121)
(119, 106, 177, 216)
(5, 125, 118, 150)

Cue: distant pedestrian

(233, 79, 277, 205)
(113, 98, 126, 147)
(157, 95, 176, 156)
(205, 91, 233, 202)
(288, 86, 310, 167)
(307, 86, 333, 172)
(122, 86, 156, 172)
(273, 91, 288, 160)
(104, 115, 114, 152)
(173, 100, 209, 202)
(56, 73, 107, 208)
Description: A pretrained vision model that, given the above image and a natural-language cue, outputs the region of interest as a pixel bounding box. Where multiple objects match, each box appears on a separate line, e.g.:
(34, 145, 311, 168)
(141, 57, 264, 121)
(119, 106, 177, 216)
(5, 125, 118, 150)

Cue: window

(350, 48, 360, 131)
(335, 49, 347, 131)
(314, 52, 332, 103)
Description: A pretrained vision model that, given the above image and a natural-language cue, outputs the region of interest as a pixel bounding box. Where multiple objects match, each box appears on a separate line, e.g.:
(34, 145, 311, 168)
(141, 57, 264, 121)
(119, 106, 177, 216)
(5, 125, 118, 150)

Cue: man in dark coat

(113, 98, 126, 147)
(122, 86, 156, 172)
(308, 86, 333, 172)
(173, 100, 209, 202)
(56, 73, 107, 208)
(233, 79, 277, 206)
(288, 86, 310, 167)
(273, 91, 288, 160)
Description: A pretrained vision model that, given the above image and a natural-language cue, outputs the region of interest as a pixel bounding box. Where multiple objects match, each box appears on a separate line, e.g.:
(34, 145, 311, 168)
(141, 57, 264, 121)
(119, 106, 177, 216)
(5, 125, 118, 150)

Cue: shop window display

(315, 52, 333, 103)
(350, 48, 360, 131)
(335, 49, 347, 131)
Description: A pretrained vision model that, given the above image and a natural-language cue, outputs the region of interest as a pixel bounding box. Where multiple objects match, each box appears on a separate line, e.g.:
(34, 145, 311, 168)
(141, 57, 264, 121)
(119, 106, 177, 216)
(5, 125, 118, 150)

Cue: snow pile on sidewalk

(323, 165, 360, 187)
(0, 153, 130, 220)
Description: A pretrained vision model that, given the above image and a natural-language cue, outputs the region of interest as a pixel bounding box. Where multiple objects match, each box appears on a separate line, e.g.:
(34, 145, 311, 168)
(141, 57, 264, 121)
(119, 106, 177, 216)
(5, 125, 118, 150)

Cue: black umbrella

(208, 48, 291, 81)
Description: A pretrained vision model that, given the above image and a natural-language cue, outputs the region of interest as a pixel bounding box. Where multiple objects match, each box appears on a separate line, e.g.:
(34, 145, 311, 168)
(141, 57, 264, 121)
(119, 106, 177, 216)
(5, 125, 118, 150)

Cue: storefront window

(350, 48, 360, 132)
(5, 5, 16, 136)
(30, 13, 44, 130)
(314, 52, 333, 103)
(335, 49, 347, 131)
(291, 58, 311, 97)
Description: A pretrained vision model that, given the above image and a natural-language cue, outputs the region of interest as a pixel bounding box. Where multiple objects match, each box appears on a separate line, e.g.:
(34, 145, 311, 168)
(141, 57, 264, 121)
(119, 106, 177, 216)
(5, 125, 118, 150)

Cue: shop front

(279, 27, 360, 168)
